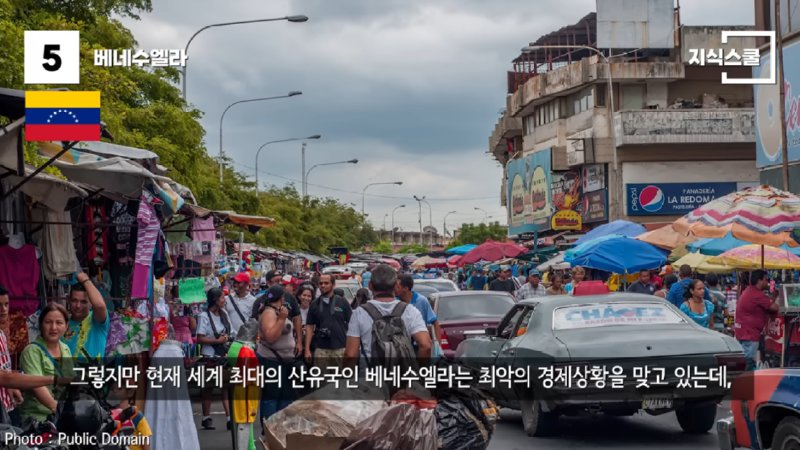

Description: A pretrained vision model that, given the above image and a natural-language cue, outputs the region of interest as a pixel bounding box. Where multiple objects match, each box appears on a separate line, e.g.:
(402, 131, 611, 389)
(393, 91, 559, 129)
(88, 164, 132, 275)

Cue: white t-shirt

(346, 299, 427, 359)
(196, 310, 231, 357)
(224, 293, 256, 336)
(300, 307, 310, 325)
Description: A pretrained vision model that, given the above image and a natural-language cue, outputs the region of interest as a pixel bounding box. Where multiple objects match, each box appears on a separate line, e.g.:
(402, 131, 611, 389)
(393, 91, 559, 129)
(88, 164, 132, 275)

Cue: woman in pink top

(169, 301, 196, 356)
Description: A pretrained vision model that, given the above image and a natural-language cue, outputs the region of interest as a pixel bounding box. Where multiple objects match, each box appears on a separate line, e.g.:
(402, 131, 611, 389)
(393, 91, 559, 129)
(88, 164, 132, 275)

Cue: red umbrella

(447, 255, 461, 267)
(379, 258, 401, 270)
(458, 240, 527, 266)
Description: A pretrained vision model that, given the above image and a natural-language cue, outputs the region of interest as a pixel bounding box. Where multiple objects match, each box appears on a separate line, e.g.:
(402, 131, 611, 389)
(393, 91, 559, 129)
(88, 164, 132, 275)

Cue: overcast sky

(122, 0, 754, 235)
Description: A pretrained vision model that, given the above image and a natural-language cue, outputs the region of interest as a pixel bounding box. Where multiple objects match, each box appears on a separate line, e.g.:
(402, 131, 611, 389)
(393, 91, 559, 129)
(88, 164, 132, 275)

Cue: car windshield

(552, 303, 686, 330)
(418, 280, 456, 291)
(437, 295, 515, 321)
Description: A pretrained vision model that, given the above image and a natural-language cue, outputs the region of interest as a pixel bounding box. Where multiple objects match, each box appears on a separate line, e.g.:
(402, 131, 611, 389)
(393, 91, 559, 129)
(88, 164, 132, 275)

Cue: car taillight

(716, 353, 746, 373)
(440, 329, 450, 350)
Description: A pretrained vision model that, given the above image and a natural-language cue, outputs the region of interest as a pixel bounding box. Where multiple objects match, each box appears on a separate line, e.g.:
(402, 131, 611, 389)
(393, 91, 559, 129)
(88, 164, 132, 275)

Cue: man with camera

(304, 274, 352, 371)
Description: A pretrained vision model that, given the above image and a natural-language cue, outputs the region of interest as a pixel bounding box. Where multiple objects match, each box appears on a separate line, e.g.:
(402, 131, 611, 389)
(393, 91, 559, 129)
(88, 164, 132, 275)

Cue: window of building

(524, 115, 535, 135)
(596, 85, 606, 107)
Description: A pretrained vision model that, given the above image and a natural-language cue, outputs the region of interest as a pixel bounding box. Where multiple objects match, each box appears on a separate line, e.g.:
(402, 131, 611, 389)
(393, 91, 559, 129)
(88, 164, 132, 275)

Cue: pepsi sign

(626, 182, 739, 216)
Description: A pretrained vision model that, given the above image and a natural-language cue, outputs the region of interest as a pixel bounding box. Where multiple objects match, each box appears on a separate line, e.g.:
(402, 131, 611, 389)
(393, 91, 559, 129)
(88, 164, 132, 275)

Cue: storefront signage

(755, 40, 800, 168)
(582, 164, 605, 192)
(583, 189, 608, 223)
(626, 182, 739, 216)
(551, 209, 582, 230)
(507, 148, 552, 236)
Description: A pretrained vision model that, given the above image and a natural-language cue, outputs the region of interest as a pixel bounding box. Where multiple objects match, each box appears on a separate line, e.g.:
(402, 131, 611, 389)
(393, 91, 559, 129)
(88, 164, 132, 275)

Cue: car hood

(553, 324, 735, 359)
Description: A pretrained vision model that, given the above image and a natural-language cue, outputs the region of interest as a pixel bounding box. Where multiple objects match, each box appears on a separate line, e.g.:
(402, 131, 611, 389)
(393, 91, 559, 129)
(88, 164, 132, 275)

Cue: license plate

(642, 397, 673, 410)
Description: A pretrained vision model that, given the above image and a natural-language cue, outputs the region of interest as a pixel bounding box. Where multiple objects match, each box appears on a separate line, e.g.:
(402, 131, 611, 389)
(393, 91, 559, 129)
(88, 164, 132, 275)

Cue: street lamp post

(522, 44, 619, 217)
(391, 204, 405, 244)
(383, 214, 388, 231)
(474, 207, 488, 222)
(254, 134, 321, 196)
(413, 195, 425, 245)
(182, 15, 308, 101)
(304, 159, 359, 196)
(362, 181, 403, 217)
(443, 210, 457, 241)
(219, 91, 302, 182)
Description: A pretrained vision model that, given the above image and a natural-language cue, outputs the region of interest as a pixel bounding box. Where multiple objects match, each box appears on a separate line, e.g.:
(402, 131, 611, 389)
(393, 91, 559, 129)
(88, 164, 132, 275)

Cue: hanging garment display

(31, 207, 78, 279)
(0, 243, 40, 316)
(109, 201, 137, 266)
(8, 311, 30, 356)
(165, 217, 191, 244)
(105, 312, 126, 355)
(131, 193, 160, 299)
(111, 313, 150, 356)
(191, 217, 215, 242)
(84, 203, 109, 263)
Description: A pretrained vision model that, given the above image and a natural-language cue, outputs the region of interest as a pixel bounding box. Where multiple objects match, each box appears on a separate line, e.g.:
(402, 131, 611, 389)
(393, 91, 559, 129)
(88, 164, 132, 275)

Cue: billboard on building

(596, 0, 675, 49)
(755, 40, 800, 168)
(626, 182, 740, 216)
(507, 149, 552, 236)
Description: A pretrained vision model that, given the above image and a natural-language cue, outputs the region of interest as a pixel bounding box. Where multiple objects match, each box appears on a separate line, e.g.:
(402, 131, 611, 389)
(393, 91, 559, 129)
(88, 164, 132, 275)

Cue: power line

(231, 161, 500, 202)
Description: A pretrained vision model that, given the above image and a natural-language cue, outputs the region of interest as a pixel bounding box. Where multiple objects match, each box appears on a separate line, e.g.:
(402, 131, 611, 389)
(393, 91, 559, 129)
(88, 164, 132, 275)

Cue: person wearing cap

(515, 270, 547, 300)
(489, 266, 516, 294)
(224, 272, 257, 338)
(264, 270, 283, 288)
(627, 269, 657, 296)
(251, 275, 304, 358)
(304, 274, 352, 370)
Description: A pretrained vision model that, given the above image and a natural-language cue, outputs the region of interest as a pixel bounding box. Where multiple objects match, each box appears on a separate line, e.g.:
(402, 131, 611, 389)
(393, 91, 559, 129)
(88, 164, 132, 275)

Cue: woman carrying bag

(257, 286, 299, 422)
(196, 288, 232, 430)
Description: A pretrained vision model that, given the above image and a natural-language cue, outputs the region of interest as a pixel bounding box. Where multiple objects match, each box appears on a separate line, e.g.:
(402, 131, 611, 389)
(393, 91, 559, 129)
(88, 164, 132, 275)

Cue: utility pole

(301, 142, 307, 197)
(413, 195, 425, 245)
(776, 0, 791, 190)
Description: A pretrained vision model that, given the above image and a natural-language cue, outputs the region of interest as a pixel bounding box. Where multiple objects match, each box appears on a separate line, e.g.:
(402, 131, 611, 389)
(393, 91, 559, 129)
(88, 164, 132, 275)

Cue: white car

(322, 265, 349, 275)
(346, 262, 368, 274)
(414, 278, 460, 292)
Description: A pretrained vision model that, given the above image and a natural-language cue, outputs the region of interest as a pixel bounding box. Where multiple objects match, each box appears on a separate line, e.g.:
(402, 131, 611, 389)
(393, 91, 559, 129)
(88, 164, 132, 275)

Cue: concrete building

(489, 7, 759, 239)
(753, 0, 800, 190)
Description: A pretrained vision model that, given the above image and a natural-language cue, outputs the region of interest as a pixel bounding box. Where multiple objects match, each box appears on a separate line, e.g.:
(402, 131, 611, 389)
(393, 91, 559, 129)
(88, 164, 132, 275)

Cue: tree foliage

(1, 1, 377, 253)
(450, 222, 508, 247)
(397, 244, 428, 254)
(371, 241, 393, 254)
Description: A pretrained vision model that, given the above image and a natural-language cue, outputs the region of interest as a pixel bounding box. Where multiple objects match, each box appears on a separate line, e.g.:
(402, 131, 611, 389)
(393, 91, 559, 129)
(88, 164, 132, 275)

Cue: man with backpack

(344, 264, 431, 372)
(304, 274, 352, 370)
(224, 272, 257, 337)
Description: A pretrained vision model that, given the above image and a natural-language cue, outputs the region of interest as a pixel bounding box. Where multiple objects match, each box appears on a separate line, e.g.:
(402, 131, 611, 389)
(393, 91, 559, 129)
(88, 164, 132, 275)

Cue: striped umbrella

(708, 245, 800, 270)
(672, 185, 800, 248)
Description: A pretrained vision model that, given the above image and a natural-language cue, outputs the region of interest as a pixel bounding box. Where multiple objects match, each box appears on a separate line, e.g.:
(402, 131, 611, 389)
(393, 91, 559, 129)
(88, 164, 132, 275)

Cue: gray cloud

(123, 0, 754, 233)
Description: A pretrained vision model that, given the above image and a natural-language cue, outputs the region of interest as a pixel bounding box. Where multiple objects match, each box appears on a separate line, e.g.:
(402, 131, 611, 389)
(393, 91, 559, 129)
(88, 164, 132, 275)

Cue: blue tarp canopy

(445, 244, 477, 255)
(574, 220, 646, 247)
(565, 234, 668, 274)
(687, 232, 800, 256)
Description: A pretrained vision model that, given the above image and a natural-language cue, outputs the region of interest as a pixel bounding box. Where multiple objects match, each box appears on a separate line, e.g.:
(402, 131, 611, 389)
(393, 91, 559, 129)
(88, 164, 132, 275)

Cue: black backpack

(360, 302, 418, 371)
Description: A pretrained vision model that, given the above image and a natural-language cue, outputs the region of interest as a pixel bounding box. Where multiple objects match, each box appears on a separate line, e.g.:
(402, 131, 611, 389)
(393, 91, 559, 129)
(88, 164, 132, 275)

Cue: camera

(316, 328, 331, 339)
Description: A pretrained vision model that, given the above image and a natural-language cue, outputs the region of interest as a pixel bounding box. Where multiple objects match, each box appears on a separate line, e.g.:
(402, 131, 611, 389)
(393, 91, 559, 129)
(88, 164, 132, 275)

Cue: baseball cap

(264, 285, 285, 303)
(528, 269, 541, 276)
(281, 275, 295, 285)
(500, 265, 511, 272)
(232, 272, 250, 284)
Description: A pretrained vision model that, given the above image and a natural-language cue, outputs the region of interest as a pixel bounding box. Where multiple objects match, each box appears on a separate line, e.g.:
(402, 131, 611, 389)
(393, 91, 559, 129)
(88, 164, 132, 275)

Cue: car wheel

(520, 400, 558, 437)
(773, 416, 800, 450)
(675, 403, 717, 434)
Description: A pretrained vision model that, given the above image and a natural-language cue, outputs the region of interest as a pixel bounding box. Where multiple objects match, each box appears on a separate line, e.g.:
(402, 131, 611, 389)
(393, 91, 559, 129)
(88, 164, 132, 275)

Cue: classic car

(432, 291, 516, 360)
(717, 368, 800, 450)
(456, 293, 746, 437)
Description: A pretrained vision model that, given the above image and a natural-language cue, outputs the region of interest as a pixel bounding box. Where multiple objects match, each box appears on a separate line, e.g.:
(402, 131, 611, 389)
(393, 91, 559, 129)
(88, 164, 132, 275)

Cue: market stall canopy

(671, 252, 735, 274)
(214, 211, 276, 233)
(687, 232, 800, 257)
(708, 244, 800, 270)
(458, 240, 528, 266)
(2, 164, 87, 211)
(53, 156, 168, 198)
(565, 234, 668, 274)
(636, 224, 698, 250)
(574, 220, 646, 246)
(536, 252, 571, 272)
(380, 258, 402, 270)
(673, 185, 800, 248)
(61, 141, 160, 173)
(445, 244, 477, 255)
(411, 256, 447, 268)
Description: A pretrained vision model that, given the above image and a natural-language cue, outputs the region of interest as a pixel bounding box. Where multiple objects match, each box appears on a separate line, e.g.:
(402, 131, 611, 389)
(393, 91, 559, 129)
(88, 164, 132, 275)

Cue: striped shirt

(0, 331, 14, 412)
(515, 283, 547, 300)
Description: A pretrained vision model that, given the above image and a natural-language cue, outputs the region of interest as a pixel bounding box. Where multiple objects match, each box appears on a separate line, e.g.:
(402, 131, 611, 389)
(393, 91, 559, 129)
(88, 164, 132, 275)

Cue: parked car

(415, 278, 459, 292)
(455, 293, 746, 437)
(717, 368, 800, 450)
(413, 284, 440, 300)
(337, 279, 361, 304)
(431, 291, 516, 360)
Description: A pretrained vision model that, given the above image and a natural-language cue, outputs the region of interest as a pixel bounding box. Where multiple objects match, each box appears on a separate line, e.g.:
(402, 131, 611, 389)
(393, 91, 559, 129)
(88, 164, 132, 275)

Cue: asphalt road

(193, 401, 731, 449)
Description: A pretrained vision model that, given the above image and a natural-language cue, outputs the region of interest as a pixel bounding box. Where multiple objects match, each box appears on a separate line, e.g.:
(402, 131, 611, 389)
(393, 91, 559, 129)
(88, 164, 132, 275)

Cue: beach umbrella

(686, 232, 800, 257)
(379, 258, 401, 270)
(411, 256, 448, 268)
(636, 224, 699, 250)
(536, 252, 571, 272)
(708, 244, 800, 270)
(565, 234, 668, 274)
(445, 244, 477, 255)
(671, 252, 735, 274)
(574, 220, 646, 246)
(458, 240, 527, 266)
(673, 185, 800, 248)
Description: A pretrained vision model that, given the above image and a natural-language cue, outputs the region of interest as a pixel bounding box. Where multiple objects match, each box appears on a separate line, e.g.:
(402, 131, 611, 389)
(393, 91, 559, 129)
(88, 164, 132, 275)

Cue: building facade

(489, 10, 759, 239)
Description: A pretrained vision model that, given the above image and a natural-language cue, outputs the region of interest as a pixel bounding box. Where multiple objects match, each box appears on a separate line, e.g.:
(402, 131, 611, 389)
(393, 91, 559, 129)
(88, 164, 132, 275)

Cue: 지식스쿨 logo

(639, 185, 665, 213)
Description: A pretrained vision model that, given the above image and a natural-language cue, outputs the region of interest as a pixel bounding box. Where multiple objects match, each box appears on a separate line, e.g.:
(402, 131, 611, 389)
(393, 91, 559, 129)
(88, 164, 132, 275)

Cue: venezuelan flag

(25, 91, 101, 142)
